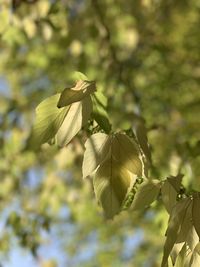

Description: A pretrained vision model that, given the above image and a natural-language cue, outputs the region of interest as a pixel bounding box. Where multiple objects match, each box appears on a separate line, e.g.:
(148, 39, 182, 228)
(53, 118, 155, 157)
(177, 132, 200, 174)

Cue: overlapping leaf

(82, 133, 111, 179)
(27, 94, 70, 150)
(161, 198, 192, 267)
(57, 80, 96, 108)
(93, 156, 135, 219)
(131, 180, 161, 211)
(88, 132, 143, 218)
(91, 92, 111, 133)
(112, 133, 143, 176)
(56, 96, 92, 147)
(192, 193, 200, 239)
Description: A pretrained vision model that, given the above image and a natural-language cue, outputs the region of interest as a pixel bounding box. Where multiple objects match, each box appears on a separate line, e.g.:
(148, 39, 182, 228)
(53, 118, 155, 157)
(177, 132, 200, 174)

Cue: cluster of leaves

(28, 76, 200, 266)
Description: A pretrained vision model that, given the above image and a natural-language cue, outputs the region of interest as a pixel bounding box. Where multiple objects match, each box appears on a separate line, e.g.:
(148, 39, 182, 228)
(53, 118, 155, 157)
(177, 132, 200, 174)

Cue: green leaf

(189, 243, 200, 267)
(186, 227, 199, 252)
(27, 94, 70, 150)
(82, 133, 111, 179)
(112, 133, 143, 176)
(174, 243, 187, 267)
(91, 92, 111, 133)
(131, 180, 161, 210)
(93, 156, 135, 219)
(135, 121, 151, 163)
(73, 71, 88, 80)
(57, 80, 96, 108)
(161, 179, 178, 214)
(56, 96, 92, 147)
(161, 198, 192, 267)
(192, 193, 200, 239)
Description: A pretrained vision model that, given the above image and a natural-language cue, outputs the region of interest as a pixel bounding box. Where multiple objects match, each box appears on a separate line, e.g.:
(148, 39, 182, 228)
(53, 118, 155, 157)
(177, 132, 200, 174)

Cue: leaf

(186, 227, 199, 252)
(131, 180, 161, 211)
(174, 243, 187, 267)
(167, 174, 183, 192)
(176, 201, 192, 243)
(57, 80, 96, 108)
(189, 243, 200, 267)
(161, 179, 178, 214)
(93, 156, 135, 219)
(161, 198, 192, 267)
(192, 193, 200, 239)
(112, 133, 143, 176)
(56, 96, 92, 147)
(91, 92, 111, 133)
(27, 94, 70, 150)
(82, 133, 111, 179)
(135, 121, 151, 163)
(73, 71, 88, 80)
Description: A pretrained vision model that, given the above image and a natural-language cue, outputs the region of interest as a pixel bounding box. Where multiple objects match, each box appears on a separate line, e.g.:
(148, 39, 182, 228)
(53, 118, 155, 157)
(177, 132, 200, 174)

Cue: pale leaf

(93, 157, 134, 219)
(56, 96, 92, 147)
(57, 80, 96, 108)
(192, 193, 200, 239)
(161, 198, 192, 267)
(131, 180, 161, 211)
(174, 243, 187, 267)
(82, 133, 111, 179)
(27, 94, 69, 149)
(112, 133, 143, 176)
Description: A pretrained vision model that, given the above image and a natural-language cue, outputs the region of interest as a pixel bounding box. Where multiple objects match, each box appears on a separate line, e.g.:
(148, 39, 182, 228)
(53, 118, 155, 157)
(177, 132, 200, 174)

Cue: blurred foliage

(0, 0, 200, 266)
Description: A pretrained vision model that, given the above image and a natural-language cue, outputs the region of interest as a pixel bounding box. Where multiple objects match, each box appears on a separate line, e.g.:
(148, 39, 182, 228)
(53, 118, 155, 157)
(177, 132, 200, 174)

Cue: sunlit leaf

(112, 133, 143, 176)
(161, 198, 192, 267)
(189, 243, 200, 267)
(93, 156, 135, 219)
(174, 243, 187, 267)
(56, 96, 92, 147)
(91, 92, 111, 133)
(82, 133, 111, 179)
(27, 94, 70, 150)
(131, 180, 161, 210)
(57, 80, 96, 108)
(192, 193, 200, 239)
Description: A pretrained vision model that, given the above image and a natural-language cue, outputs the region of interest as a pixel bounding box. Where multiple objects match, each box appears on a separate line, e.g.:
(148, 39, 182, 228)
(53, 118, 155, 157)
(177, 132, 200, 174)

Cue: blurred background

(0, 0, 200, 266)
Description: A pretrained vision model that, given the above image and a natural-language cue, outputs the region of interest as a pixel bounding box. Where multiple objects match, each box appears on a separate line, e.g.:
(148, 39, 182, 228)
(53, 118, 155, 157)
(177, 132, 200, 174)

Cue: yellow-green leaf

(57, 80, 96, 108)
(192, 193, 200, 239)
(174, 243, 187, 267)
(112, 133, 143, 176)
(135, 121, 151, 163)
(91, 92, 111, 133)
(93, 156, 135, 219)
(56, 96, 92, 147)
(131, 180, 161, 211)
(27, 94, 70, 150)
(82, 133, 111, 179)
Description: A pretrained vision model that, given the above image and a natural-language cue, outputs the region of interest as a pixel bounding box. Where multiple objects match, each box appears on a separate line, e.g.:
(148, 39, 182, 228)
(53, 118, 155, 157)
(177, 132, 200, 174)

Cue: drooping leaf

(186, 227, 199, 252)
(93, 156, 135, 219)
(161, 179, 178, 214)
(57, 80, 96, 108)
(161, 198, 192, 267)
(82, 133, 111, 179)
(131, 180, 161, 211)
(189, 243, 200, 267)
(192, 193, 200, 239)
(27, 94, 70, 150)
(167, 174, 183, 192)
(112, 133, 143, 176)
(135, 121, 151, 163)
(174, 243, 187, 267)
(56, 96, 92, 147)
(176, 201, 192, 243)
(91, 92, 111, 133)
